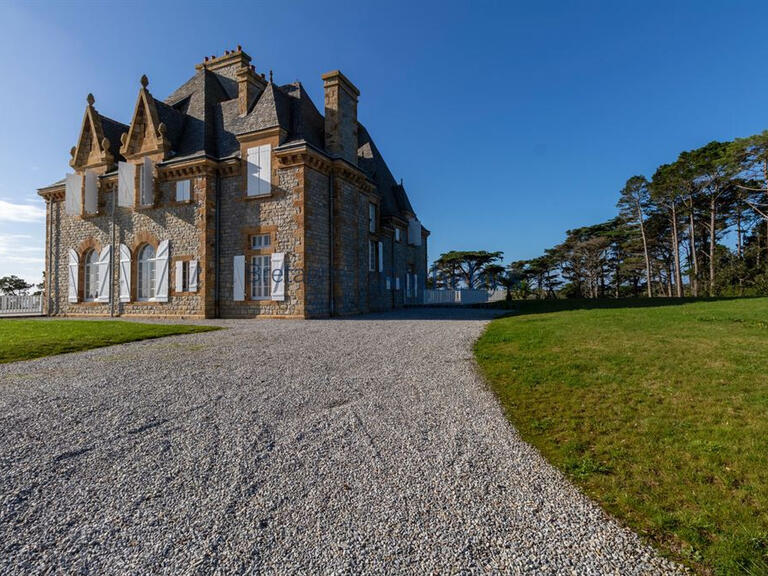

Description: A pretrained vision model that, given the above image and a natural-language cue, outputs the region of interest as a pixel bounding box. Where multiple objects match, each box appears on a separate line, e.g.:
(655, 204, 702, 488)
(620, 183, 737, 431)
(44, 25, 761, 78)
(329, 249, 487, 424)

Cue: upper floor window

(369, 202, 377, 233)
(251, 234, 271, 250)
(395, 228, 401, 243)
(176, 179, 191, 202)
(83, 249, 99, 302)
(137, 244, 156, 301)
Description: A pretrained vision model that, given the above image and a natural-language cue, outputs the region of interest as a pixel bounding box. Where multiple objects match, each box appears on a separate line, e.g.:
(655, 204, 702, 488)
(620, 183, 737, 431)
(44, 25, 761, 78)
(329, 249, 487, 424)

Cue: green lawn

(0, 319, 219, 363)
(474, 298, 768, 575)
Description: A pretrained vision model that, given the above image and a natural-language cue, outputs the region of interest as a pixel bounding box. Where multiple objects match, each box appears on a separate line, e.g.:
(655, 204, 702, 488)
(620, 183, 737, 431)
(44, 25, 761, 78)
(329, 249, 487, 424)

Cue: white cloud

(0, 199, 45, 222)
(0, 233, 44, 282)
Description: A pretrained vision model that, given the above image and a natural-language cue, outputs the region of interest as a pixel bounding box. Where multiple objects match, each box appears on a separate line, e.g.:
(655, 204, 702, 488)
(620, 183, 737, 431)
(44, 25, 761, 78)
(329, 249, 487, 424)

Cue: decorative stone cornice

(157, 157, 242, 179)
(275, 145, 332, 174)
(331, 158, 375, 193)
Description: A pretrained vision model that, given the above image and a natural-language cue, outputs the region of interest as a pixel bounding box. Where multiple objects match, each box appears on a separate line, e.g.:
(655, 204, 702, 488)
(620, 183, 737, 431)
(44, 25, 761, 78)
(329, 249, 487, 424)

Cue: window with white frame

(176, 179, 191, 202)
(251, 254, 271, 299)
(369, 202, 376, 233)
(250, 234, 271, 250)
(180, 261, 190, 292)
(83, 249, 99, 302)
(369, 240, 376, 272)
(137, 244, 156, 301)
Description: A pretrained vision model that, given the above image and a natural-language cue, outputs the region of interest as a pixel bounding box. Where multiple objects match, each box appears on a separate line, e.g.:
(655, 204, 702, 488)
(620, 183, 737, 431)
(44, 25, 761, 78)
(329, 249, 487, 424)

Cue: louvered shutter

(117, 162, 135, 207)
(271, 252, 285, 301)
(377, 241, 384, 272)
(119, 244, 131, 302)
(141, 157, 154, 206)
(65, 173, 83, 216)
(84, 170, 98, 214)
(259, 144, 272, 196)
(175, 260, 184, 293)
(96, 245, 112, 303)
(189, 259, 198, 292)
(246, 148, 259, 196)
(68, 249, 79, 302)
(155, 240, 169, 302)
(233, 255, 245, 301)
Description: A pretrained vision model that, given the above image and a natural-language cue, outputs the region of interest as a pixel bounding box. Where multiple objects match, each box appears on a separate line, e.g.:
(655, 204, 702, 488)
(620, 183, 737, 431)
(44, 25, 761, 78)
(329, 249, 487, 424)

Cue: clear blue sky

(2, 0, 768, 282)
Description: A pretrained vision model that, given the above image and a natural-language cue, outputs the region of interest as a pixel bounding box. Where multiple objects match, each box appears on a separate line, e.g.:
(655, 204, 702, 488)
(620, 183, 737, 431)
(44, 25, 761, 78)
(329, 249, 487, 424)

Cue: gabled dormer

(70, 94, 119, 172)
(120, 75, 172, 161)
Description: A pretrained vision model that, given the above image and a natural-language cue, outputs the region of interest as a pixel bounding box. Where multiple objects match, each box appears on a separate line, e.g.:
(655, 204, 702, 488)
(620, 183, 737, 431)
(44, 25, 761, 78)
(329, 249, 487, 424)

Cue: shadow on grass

(477, 296, 758, 317)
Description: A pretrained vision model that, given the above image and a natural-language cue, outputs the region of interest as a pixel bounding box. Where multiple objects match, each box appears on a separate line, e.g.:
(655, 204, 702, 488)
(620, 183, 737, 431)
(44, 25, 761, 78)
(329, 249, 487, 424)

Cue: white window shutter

(395, 276, 400, 290)
(117, 162, 135, 207)
(378, 241, 384, 272)
(65, 173, 83, 216)
(408, 218, 422, 246)
(155, 240, 169, 302)
(271, 252, 285, 301)
(233, 255, 245, 301)
(246, 148, 259, 196)
(96, 245, 112, 303)
(84, 170, 98, 214)
(68, 249, 79, 302)
(259, 144, 272, 196)
(119, 243, 131, 302)
(189, 259, 199, 292)
(175, 260, 184, 293)
(386, 277, 391, 290)
(142, 157, 154, 205)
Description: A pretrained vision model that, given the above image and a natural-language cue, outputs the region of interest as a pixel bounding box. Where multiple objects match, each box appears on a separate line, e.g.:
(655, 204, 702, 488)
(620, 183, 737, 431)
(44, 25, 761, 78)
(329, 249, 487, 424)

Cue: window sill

(242, 192, 273, 201)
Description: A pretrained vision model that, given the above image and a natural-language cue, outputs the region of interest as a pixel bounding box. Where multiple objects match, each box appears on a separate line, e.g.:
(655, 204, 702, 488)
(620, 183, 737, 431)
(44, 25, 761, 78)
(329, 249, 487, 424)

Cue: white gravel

(0, 308, 683, 574)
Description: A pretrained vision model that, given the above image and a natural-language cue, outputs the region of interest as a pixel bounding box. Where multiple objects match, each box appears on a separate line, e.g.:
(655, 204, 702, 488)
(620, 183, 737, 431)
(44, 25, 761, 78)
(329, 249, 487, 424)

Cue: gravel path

(0, 308, 683, 575)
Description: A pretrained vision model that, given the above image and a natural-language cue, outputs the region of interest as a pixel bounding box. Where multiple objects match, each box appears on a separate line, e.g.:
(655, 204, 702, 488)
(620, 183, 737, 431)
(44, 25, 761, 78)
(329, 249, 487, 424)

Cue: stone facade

(39, 48, 428, 319)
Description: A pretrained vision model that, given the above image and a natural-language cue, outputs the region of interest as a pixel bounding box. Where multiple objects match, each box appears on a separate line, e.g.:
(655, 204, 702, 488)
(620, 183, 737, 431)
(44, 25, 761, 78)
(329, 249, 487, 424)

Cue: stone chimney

(322, 70, 360, 165)
(237, 66, 267, 115)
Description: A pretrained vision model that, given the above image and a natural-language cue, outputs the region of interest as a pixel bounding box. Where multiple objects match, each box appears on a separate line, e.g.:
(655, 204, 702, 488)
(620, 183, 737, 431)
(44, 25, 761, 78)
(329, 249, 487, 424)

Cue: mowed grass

(0, 319, 219, 363)
(474, 298, 768, 575)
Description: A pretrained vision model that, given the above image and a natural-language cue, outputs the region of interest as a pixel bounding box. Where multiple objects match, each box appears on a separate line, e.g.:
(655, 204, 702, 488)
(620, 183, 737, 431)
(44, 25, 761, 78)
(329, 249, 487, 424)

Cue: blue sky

(2, 0, 768, 282)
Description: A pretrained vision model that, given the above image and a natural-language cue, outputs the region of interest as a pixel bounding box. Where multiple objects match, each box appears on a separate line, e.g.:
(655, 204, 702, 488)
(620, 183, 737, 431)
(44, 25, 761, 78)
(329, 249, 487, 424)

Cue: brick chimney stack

(322, 70, 360, 166)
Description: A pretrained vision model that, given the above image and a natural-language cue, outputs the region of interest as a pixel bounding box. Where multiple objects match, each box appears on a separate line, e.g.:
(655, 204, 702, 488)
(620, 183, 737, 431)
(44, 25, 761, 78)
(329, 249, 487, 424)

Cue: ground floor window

(251, 254, 271, 299)
(84, 248, 99, 301)
(138, 244, 156, 301)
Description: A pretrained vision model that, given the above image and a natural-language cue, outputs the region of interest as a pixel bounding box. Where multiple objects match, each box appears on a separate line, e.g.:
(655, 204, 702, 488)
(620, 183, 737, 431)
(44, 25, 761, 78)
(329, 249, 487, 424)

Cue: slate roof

(100, 116, 129, 162)
(47, 61, 420, 223)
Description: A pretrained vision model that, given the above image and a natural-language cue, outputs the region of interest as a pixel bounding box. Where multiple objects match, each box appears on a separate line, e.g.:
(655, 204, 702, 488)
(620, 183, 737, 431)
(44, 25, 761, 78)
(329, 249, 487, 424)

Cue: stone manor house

(38, 47, 428, 318)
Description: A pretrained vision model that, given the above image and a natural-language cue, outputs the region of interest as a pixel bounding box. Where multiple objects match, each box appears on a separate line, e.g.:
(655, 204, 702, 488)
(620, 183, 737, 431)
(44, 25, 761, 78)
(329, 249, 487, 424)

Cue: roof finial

(86, 93, 95, 106)
(140, 74, 149, 89)
(269, 70, 273, 83)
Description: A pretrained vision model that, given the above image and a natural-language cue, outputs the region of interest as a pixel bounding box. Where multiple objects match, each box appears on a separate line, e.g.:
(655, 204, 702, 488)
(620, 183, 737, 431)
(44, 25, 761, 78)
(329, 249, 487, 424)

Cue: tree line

(431, 132, 768, 299)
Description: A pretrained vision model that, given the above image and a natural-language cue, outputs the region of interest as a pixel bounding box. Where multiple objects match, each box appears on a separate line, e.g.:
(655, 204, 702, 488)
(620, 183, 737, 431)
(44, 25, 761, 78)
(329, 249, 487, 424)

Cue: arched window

(83, 249, 99, 302)
(137, 244, 156, 301)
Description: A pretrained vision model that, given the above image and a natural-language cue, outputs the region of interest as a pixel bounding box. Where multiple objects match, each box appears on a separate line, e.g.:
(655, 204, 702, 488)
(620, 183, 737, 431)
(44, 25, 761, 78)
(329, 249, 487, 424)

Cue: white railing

(0, 294, 44, 317)
(422, 289, 490, 305)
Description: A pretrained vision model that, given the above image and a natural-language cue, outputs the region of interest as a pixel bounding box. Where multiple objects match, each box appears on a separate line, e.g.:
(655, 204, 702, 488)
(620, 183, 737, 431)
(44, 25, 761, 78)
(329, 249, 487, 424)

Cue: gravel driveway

(0, 308, 682, 575)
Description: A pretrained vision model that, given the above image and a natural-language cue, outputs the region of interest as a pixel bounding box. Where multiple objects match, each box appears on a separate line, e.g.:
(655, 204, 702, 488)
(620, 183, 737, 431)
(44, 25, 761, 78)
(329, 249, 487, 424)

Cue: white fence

(422, 289, 491, 305)
(0, 294, 44, 317)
